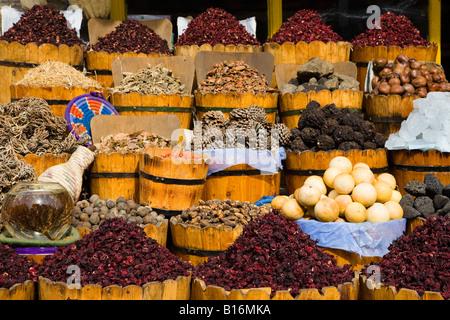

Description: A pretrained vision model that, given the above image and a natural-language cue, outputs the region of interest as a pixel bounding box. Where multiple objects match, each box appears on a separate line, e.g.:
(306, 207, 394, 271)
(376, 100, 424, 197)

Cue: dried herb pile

(198, 60, 277, 95)
(0, 5, 83, 47)
(172, 199, 270, 228)
(111, 64, 186, 95)
(16, 60, 102, 89)
(192, 106, 291, 150)
(363, 216, 449, 299)
(288, 101, 387, 152)
(193, 212, 354, 297)
(71, 195, 165, 231)
(92, 20, 171, 55)
(352, 13, 431, 48)
(92, 130, 172, 155)
(36, 217, 191, 287)
(0, 97, 89, 157)
(267, 9, 342, 44)
(400, 174, 450, 220)
(175, 7, 260, 47)
(0, 243, 37, 289)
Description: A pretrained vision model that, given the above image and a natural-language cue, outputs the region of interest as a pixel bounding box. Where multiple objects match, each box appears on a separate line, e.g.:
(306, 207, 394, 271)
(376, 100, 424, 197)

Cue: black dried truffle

(359, 121, 376, 140)
(316, 134, 335, 150)
(290, 137, 308, 152)
(302, 107, 325, 129)
(300, 127, 320, 146)
(373, 132, 387, 148)
(338, 141, 361, 151)
(332, 125, 354, 144)
(363, 141, 377, 150)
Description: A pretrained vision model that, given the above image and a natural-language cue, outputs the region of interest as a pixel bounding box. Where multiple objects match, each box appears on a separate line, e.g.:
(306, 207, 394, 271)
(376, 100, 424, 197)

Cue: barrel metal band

(0, 60, 83, 70)
(86, 69, 112, 76)
(368, 116, 406, 124)
(152, 207, 183, 217)
(354, 61, 369, 67)
(280, 107, 361, 117)
(114, 106, 193, 113)
(11, 98, 71, 105)
(285, 166, 389, 176)
(209, 169, 263, 177)
(172, 244, 224, 257)
(196, 106, 278, 114)
(139, 170, 206, 185)
(391, 164, 450, 172)
(90, 172, 139, 178)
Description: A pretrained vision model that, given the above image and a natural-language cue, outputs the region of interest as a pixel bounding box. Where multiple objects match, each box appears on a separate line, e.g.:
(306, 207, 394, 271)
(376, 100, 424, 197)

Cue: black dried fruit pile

(36, 218, 191, 287)
(0, 5, 83, 47)
(363, 216, 449, 299)
(267, 9, 342, 44)
(92, 20, 171, 55)
(288, 101, 387, 152)
(400, 174, 450, 220)
(0, 243, 37, 289)
(175, 7, 260, 46)
(193, 212, 354, 297)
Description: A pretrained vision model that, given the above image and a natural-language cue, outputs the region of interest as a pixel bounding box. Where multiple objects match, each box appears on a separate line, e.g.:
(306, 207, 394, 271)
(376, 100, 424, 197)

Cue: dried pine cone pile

(192, 105, 291, 150)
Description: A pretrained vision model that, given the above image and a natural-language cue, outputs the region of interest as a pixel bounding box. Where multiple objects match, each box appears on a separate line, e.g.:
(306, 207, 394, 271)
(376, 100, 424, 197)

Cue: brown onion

(411, 76, 427, 88)
(410, 60, 422, 70)
(390, 84, 404, 95)
(388, 77, 401, 86)
(416, 87, 428, 97)
(374, 58, 388, 69)
(428, 83, 442, 92)
(379, 68, 393, 78)
(379, 82, 391, 94)
(403, 83, 415, 94)
(410, 69, 422, 78)
(400, 72, 411, 84)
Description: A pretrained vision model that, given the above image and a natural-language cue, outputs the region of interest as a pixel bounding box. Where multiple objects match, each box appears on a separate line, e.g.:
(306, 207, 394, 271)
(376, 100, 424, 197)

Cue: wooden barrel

(350, 45, 438, 92)
(10, 85, 108, 118)
(321, 248, 382, 271)
(363, 93, 418, 137)
(174, 44, 262, 62)
(89, 153, 140, 203)
(78, 220, 169, 247)
(263, 41, 352, 87)
(284, 149, 389, 194)
(194, 92, 278, 123)
(359, 274, 445, 300)
(110, 93, 194, 129)
(202, 164, 281, 202)
(0, 281, 35, 300)
(85, 51, 168, 88)
(139, 148, 209, 218)
(38, 274, 191, 300)
(279, 90, 363, 129)
(405, 217, 426, 235)
(191, 272, 359, 300)
(0, 41, 84, 104)
(169, 218, 242, 266)
(18, 153, 71, 177)
(389, 149, 450, 195)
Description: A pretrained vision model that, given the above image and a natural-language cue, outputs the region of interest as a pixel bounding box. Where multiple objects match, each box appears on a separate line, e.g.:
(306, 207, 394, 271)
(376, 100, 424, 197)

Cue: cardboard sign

(88, 17, 173, 47)
(274, 61, 358, 88)
(90, 114, 181, 144)
(110, 56, 195, 94)
(194, 51, 275, 88)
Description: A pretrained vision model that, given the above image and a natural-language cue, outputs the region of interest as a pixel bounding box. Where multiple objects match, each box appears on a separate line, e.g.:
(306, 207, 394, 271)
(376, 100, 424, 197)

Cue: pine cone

(246, 105, 266, 123)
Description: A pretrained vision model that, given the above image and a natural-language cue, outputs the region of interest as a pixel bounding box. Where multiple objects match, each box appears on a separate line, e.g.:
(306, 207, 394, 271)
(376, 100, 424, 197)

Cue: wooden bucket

(191, 272, 359, 300)
(389, 149, 450, 195)
(321, 248, 382, 271)
(78, 220, 169, 247)
(139, 148, 209, 218)
(405, 217, 426, 235)
(359, 274, 445, 300)
(194, 92, 278, 123)
(174, 44, 262, 63)
(89, 153, 140, 203)
(279, 90, 363, 129)
(38, 274, 191, 300)
(363, 93, 419, 137)
(110, 93, 194, 130)
(284, 149, 389, 194)
(263, 41, 352, 87)
(85, 51, 168, 88)
(0, 281, 35, 300)
(0, 41, 84, 104)
(169, 218, 242, 266)
(202, 164, 281, 202)
(10, 85, 108, 118)
(350, 45, 438, 92)
(18, 153, 71, 177)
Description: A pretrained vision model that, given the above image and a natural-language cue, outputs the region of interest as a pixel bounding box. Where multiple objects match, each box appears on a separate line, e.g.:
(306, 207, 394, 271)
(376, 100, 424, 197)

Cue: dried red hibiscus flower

(351, 12, 432, 48)
(267, 9, 342, 44)
(36, 218, 191, 287)
(0, 244, 37, 289)
(175, 7, 260, 47)
(363, 216, 449, 299)
(0, 5, 83, 47)
(193, 212, 354, 297)
(92, 20, 171, 55)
